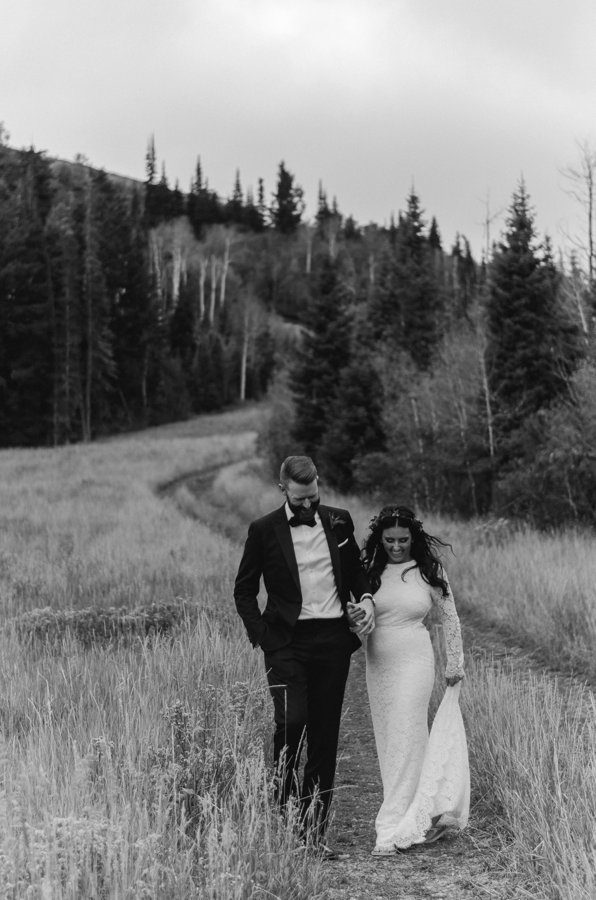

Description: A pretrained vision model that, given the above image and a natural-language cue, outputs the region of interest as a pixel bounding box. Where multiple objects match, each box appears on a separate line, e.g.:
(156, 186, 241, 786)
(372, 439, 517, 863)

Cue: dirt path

(324, 641, 523, 900)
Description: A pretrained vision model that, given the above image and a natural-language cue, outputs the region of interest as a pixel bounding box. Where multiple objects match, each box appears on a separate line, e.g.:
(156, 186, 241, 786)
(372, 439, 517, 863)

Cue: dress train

(389, 682, 469, 848)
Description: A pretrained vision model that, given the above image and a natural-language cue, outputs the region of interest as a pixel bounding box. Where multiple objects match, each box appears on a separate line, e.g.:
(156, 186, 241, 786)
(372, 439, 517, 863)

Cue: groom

(234, 455, 374, 856)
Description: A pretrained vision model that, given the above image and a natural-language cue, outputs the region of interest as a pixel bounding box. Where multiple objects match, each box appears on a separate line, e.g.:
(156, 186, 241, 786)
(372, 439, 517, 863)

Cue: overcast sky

(2, 0, 596, 259)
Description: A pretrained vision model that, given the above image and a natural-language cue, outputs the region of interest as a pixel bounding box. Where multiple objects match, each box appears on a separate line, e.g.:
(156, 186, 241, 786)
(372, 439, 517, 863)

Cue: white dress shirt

(285, 504, 343, 620)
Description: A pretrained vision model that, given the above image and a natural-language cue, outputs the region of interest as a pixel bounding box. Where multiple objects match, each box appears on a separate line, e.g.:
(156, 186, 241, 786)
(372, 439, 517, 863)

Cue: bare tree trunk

(326, 219, 340, 261)
(306, 232, 312, 275)
(409, 395, 430, 509)
(219, 235, 230, 308)
(208, 255, 218, 324)
(328, 230, 337, 260)
(481, 191, 504, 264)
(561, 140, 596, 288)
(479, 350, 495, 458)
(454, 396, 479, 516)
(150, 231, 164, 307)
(568, 276, 590, 336)
(172, 245, 182, 308)
(426, 387, 439, 438)
(240, 306, 249, 401)
(198, 257, 206, 322)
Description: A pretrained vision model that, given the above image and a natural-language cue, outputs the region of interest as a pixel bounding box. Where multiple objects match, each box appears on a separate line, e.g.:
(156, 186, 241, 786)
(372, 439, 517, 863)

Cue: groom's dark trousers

(264, 617, 353, 830)
(234, 503, 371, 835)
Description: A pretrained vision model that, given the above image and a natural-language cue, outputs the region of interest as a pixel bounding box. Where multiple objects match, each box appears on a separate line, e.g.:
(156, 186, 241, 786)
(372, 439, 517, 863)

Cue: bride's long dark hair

(362, 505, 452, 595)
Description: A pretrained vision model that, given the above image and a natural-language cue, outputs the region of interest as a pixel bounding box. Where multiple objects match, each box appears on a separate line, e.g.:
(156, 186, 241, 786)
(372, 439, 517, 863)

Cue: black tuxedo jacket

(233, 503, 371, 652)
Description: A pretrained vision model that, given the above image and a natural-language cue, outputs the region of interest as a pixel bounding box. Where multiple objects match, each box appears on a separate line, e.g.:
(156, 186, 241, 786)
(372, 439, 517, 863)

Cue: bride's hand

(347, 601, 374, 636)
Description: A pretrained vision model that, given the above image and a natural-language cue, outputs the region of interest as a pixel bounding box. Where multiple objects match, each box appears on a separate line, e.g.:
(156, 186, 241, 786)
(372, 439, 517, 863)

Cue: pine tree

(187, 157, 224, 237)
(170, 179, 185, 219)
(449, 234, 477, 320)
(271, 161, 304, 234)
(289, 259, 352, 457)
(191, 328, 227, 411)
(317, 360, 386, 492)
(316, 181, 330, 227)
(231, 170, 243, 214)
(370, 191, 444, 369)
(224, 169, 251, 228)
(109, 187, 154, 424)
(243, 186, 266, 232)
(487, 181, 580, 451)
(145, 135, 157, 184)
(78, 170, 118, 439)
(257, 178, 267, 226)
(428, 217, 442, 251)
(193, 157, 203, 193)
(145, 154, 182, 227)
(45, 165, 85, 443)
(0, 147, 54, 445)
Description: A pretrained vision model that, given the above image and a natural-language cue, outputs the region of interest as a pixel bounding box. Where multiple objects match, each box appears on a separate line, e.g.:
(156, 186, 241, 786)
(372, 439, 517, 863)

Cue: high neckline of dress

(386, 559, 417, 570)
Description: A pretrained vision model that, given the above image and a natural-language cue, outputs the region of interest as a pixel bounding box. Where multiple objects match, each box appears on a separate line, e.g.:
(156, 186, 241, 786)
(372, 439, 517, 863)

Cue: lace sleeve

(432, 574, 465, 679)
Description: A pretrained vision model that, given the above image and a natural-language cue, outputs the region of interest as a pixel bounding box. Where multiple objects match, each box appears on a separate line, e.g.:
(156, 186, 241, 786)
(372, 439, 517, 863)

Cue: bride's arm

(432, 574, 465, 683)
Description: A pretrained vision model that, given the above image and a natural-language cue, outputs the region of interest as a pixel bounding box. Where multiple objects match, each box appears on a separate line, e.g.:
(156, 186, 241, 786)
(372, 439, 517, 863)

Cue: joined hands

(347, 597, 375, 637)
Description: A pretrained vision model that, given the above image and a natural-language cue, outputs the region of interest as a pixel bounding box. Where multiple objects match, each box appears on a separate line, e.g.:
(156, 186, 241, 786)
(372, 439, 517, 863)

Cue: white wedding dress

(365, 562, 469, 850)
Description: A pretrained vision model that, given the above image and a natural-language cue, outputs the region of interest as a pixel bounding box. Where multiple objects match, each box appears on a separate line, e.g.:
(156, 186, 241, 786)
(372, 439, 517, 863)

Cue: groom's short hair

(280, 456, 318, 487)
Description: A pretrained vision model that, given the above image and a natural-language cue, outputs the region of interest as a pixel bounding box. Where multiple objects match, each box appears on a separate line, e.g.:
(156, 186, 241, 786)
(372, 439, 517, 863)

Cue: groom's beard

(288, 498, 320, 523)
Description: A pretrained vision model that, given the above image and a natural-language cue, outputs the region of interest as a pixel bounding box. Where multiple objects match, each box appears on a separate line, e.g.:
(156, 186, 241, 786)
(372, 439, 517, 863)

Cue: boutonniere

(329, 513, 346, 530)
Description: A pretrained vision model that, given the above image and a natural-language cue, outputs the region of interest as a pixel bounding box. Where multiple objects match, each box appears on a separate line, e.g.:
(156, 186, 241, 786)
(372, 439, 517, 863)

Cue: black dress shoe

(317, 842, 339, 860)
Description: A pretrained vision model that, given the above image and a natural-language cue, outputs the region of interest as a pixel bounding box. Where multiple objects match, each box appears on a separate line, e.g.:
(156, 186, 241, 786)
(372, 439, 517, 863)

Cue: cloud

(2, 0, 595, 255)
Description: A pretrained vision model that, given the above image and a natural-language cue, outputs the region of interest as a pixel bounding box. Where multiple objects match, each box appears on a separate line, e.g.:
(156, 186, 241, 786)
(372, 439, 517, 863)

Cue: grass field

(0, 405, 594, 898)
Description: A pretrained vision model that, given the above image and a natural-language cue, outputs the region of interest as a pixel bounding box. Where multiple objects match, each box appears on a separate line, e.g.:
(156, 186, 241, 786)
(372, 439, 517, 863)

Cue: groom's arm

(336, 510, 375, 632)
(234, 521, 267, 647)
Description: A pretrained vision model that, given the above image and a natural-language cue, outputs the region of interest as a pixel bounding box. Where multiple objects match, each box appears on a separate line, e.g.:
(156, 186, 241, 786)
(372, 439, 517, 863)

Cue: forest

(1, 133, 595, 527)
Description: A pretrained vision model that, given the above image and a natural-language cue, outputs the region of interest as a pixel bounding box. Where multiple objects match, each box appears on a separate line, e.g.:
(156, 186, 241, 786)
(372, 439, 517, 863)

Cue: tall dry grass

(211, 460, 596, 897)
(462, 656, 596, 899)
(0, 430, 254, 617)
(0, 418, 326, 898)
(445, 521, 596, 681)
(1, 416, 595, 897)
(0, 610, 325, 897)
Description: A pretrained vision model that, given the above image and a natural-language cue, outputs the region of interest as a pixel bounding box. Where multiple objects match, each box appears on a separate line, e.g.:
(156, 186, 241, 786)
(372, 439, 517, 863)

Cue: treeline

(1, 134, 596, 526)
(259, 186, 596, 528)
(0, 139, 285, 445)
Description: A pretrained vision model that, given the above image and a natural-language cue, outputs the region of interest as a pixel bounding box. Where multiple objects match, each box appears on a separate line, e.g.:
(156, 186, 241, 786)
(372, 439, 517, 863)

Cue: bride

(348, 505, 469, 855)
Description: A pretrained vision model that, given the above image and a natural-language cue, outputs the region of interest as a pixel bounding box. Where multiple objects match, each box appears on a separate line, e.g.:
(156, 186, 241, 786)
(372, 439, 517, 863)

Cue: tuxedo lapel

(272, 506, 301, 593)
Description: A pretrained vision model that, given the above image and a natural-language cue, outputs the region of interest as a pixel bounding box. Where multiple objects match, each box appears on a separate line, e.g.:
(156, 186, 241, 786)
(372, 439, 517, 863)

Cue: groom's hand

(347, 595, 375, 636)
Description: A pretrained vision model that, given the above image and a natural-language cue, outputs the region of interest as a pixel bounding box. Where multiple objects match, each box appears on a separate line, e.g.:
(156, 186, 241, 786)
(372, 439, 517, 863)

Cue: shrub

(10, 599, 194, 648)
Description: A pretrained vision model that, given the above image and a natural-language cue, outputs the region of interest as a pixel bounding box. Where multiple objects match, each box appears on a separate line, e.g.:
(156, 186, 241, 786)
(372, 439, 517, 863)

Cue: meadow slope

(0, 404, 594, 899)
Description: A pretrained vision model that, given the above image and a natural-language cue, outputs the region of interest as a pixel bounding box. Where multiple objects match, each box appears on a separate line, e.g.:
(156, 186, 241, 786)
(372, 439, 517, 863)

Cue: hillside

(2, 141, 596, 533)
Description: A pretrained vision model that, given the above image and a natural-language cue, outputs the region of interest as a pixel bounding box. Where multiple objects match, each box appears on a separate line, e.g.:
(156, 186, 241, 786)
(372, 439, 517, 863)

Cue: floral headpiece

(369, 506, 423, 533)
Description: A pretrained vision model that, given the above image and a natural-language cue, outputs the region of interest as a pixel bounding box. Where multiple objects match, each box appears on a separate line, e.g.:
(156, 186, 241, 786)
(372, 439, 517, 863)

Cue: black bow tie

(289, 516, 316, 528)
